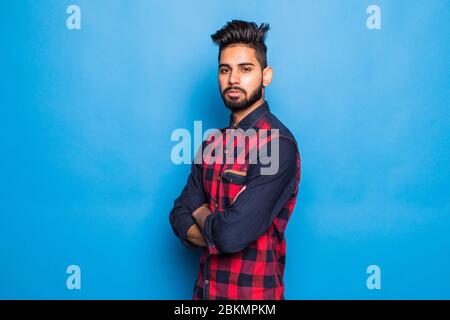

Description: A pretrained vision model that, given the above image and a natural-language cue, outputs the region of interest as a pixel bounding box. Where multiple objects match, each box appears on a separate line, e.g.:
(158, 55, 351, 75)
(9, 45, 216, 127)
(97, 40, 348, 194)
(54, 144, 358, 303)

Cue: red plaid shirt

(170, 101, 301, 300)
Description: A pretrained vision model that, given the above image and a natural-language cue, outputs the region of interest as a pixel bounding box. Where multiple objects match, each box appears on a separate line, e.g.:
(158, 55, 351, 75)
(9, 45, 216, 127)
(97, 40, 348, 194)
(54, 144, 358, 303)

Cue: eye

(220, 67, 230, 74)
(241, 66, 252, 72)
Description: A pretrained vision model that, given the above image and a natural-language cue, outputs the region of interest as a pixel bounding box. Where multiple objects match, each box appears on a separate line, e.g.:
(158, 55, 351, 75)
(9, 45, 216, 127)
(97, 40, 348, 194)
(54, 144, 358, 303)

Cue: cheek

(218, 76, 228, 90)
(241, 74, 262, 90)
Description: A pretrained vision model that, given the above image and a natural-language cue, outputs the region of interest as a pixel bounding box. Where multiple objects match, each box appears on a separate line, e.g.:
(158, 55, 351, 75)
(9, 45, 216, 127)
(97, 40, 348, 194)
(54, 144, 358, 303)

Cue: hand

(192, 203, 212, 230)
(187, 224, 206, 247)
(192, 203, 210, 219)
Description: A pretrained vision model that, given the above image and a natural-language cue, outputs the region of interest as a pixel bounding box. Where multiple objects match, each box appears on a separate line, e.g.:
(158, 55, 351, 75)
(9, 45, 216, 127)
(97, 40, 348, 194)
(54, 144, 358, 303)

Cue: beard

(221, 82, 264, 112)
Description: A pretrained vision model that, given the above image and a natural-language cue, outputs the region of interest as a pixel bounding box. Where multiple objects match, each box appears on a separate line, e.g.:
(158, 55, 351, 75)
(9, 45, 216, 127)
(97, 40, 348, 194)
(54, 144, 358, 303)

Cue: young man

(169, 20, 301, 300)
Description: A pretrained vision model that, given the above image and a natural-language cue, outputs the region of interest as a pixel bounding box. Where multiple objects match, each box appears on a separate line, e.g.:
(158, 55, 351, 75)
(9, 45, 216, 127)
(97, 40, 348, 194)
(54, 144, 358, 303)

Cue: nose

(228, 69, 240, 85)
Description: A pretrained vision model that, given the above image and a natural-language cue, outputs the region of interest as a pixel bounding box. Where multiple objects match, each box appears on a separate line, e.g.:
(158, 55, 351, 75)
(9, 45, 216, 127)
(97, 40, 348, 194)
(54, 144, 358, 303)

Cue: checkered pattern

(193, 104, 301, 300)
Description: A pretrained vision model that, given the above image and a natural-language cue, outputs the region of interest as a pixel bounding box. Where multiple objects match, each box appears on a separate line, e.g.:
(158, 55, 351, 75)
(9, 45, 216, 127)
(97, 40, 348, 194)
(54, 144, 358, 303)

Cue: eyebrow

(219, 63, 256, 68)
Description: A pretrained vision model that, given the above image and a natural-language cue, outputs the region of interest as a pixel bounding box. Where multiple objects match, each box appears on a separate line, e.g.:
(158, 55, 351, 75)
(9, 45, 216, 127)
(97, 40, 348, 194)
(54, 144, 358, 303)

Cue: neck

(232, 97, 265, 126)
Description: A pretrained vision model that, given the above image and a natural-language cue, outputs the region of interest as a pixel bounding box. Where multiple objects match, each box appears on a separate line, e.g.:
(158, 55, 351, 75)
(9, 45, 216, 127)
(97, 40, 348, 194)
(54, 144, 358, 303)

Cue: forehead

(219, 45, 259, 65)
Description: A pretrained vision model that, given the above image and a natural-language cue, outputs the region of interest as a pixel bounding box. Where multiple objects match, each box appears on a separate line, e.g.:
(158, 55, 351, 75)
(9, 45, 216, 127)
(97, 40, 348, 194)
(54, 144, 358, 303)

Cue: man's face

(218, 45, 268, 112)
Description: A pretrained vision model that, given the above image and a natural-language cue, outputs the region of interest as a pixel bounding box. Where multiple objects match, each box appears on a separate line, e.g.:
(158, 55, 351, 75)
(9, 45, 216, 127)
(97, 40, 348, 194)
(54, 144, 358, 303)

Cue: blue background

(1, 0, 449, 299)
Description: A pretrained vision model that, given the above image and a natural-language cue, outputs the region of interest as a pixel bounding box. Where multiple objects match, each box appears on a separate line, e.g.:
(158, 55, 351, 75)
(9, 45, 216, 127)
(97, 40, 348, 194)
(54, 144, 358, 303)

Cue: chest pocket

(221, 169, 248, 185)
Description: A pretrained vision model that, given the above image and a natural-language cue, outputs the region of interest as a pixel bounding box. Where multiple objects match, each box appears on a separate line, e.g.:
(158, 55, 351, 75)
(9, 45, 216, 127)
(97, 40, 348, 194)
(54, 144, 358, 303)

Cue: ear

(262, 66, 273, 87)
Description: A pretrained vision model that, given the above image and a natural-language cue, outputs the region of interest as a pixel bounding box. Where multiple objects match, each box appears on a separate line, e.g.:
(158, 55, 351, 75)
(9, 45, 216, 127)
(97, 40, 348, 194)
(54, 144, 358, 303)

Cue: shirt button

(224, 149, 228, 154)
(215, 203, 218, 208)
(204, 280, 209, 285)
(217, 176, 221, 181)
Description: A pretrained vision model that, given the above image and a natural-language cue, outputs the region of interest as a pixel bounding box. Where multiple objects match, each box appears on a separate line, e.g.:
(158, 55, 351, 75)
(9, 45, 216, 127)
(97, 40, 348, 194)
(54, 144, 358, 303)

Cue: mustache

(223, 86, 246, 94)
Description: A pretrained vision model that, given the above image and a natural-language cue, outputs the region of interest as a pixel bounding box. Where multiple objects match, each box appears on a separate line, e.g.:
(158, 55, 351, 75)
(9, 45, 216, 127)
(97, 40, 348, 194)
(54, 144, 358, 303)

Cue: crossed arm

(169, 138, 298, 254)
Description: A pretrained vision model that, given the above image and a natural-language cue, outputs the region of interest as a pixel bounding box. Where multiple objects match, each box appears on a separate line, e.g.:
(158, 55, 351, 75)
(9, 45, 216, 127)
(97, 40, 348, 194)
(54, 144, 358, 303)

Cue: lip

(226, 90, 243, 97)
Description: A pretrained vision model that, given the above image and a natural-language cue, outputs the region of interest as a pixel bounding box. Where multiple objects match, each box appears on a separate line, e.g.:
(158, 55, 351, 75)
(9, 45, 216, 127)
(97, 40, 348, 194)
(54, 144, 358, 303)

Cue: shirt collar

(229, 100, 270, 130)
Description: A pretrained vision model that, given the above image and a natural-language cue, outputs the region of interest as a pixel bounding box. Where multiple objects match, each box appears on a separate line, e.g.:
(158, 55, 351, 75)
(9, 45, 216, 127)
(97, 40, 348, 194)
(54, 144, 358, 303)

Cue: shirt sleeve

(169, 152, 207, 249)
(202, 137, 299, 255)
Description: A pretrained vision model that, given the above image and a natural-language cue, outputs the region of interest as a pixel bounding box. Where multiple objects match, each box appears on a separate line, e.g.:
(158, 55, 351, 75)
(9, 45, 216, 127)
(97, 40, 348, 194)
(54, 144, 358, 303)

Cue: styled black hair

(211, 20, 270, 69)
